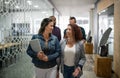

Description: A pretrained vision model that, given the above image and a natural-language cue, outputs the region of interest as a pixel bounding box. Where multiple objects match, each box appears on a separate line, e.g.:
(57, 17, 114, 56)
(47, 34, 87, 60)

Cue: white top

(64, 44, 76, 66)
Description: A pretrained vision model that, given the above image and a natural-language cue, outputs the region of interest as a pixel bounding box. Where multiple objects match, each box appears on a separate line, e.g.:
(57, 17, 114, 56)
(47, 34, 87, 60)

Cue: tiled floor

(59, 71, 100, 78)
(0, 53, 115, 78)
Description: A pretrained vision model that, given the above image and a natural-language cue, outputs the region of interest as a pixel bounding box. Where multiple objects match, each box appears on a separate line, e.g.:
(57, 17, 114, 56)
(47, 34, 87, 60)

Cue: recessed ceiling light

(42, 11, 46, 14)
(34, 5, 39, 8)
(27, 0, 32, 5)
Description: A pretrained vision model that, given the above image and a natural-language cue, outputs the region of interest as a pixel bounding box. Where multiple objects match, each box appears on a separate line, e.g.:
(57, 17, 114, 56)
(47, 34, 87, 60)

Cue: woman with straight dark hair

(60, 24, 86, 78)
(27, 18, 61, 78)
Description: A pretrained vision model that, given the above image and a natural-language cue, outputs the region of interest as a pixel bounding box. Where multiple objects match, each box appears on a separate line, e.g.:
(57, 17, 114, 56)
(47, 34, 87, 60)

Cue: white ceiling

(1, 0, 53, 11)
(1, 0, 96, 17)
(49, 0, 96, 17)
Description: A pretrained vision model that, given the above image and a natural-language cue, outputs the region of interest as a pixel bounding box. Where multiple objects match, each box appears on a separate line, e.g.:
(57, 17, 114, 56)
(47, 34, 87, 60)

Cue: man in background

(49, 16, 61, 41)
(64, 17, 86, 41)
(69, 16, 86, 40)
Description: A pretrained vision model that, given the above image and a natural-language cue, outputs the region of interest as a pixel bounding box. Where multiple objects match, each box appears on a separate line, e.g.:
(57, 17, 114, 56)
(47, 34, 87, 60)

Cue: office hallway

(0, 0, 120, 78)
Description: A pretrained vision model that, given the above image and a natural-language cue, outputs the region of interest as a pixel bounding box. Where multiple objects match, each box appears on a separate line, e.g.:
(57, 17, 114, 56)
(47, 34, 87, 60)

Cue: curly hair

(65, 24, 83, 42)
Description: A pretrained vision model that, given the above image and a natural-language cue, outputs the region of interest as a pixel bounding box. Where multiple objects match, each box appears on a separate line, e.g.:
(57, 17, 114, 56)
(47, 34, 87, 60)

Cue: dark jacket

(80, 27, 86, 40)
(27, 34, 61, 69)
(52, 26, 61, 41)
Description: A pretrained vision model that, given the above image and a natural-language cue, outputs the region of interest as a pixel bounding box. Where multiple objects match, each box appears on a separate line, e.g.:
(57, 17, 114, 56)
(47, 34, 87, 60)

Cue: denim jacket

(27, 34, 61, 68)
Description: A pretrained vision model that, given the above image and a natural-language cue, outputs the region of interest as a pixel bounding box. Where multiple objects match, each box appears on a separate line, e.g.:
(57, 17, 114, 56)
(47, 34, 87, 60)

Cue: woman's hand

(42, 55, 48, 62)
(37, 52, 48, 61)
(73, 67, 81, 77)
(37, 51, 45, 60)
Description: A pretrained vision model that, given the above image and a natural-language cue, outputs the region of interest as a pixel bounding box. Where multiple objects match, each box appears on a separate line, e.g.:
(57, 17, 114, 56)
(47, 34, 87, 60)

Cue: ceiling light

(42, 11, 46, 14)
(34, 5, 39, 8)
(27, 0, 32, 5)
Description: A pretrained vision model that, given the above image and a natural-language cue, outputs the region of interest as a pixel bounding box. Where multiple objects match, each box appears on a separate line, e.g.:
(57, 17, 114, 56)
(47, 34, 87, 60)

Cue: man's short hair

(69, 16, 76, 23)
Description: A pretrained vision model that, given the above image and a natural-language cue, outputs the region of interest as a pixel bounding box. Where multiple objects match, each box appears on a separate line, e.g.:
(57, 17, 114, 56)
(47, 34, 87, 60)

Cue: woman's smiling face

(66, 25, 73, 37)
(45, 22, 54, 34)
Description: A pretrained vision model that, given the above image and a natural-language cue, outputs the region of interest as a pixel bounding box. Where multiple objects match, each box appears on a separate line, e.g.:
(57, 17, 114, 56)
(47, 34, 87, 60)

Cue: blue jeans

(63, 65, 75, 78)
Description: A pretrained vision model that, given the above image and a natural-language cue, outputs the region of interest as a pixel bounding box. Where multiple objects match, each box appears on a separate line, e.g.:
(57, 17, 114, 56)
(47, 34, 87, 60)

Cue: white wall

(59, 16, 69, 39)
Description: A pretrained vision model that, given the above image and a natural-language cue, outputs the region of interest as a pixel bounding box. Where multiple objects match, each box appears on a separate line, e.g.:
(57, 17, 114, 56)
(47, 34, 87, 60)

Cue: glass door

(98, 5, 114, 56)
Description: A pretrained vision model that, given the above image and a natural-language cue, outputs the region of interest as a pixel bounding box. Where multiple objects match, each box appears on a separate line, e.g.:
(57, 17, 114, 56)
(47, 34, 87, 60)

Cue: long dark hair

(38, 18, 52, 34)
(65, 24, 83, 42)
